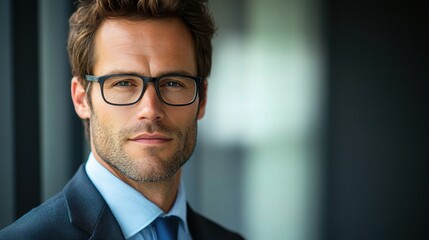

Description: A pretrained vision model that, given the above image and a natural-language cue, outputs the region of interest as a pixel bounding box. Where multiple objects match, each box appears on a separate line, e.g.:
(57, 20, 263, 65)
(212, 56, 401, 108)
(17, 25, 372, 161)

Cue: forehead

(93, 17, 197, 76)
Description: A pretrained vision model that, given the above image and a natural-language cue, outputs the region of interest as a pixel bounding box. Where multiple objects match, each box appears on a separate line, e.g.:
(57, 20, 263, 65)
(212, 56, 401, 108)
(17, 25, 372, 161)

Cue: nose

(135, 83, 164, 121)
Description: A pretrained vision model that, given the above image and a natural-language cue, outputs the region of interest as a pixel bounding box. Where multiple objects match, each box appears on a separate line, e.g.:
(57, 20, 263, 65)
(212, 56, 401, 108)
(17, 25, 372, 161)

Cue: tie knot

(154, 216, 180, 240)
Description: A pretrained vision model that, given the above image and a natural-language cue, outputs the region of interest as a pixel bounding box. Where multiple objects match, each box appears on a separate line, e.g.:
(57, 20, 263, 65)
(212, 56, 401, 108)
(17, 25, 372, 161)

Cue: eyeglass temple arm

(84, 75, 98, 82)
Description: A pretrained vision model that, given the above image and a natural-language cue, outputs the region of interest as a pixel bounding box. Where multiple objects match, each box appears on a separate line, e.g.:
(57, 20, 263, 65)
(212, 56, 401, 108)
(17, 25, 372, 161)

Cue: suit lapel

(187, 204, 244, 240)
(63, 165, 125, 240)
(89, 204, 125, 240)
(187, 204, 210, 240)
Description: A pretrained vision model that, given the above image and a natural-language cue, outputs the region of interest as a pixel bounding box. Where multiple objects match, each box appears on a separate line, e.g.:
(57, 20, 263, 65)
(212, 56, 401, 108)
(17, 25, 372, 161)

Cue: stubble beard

(91, 113, 197, 183)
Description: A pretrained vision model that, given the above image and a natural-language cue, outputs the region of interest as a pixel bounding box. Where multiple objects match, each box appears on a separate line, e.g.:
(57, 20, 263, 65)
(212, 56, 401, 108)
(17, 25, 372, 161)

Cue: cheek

(167, 105, 200, 125)
(91, 102, 134, 132)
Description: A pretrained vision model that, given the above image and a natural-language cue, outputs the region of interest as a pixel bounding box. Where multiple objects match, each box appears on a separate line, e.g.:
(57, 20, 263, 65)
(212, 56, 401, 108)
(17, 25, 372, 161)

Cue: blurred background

(0, 0, 427, 239)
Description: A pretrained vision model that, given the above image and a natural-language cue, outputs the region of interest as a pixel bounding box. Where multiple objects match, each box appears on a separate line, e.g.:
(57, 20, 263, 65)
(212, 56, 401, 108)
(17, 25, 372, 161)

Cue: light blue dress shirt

(85, 153, 191, 240)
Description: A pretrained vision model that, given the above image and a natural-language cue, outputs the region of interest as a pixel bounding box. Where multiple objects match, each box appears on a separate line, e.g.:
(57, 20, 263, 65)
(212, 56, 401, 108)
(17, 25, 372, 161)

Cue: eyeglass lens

(102, 75, 197, 105)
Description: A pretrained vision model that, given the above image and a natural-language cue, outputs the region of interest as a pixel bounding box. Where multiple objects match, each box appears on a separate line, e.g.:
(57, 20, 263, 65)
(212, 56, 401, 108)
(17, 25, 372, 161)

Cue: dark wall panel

(12, 0, 41, 218)
(0, 0, 14, 228)
(324, 0, 428, 239)
(0, 1, 83, 227)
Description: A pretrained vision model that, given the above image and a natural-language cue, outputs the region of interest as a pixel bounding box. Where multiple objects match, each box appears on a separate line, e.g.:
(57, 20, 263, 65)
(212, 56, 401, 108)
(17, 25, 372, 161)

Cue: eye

(114, 80, 133, 87)
(159, 77, 193, 89)
(106, 76, 140, 88)
(159, 78, 186, 89)
(163, 81, 183, 88)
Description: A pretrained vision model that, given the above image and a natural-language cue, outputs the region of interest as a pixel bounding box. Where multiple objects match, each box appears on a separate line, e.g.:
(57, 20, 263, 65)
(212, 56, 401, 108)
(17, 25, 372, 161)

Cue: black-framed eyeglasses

(84, 73, 202, 106)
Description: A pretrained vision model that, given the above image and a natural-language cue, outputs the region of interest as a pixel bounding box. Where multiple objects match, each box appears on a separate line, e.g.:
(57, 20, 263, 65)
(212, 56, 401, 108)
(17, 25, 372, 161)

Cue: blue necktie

(154, 216, 179, 240)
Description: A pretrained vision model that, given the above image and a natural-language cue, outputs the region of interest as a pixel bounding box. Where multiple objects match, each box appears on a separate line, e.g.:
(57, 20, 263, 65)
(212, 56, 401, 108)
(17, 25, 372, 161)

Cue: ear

(71, 77, 91, 119)
(197, 80, 208, 120)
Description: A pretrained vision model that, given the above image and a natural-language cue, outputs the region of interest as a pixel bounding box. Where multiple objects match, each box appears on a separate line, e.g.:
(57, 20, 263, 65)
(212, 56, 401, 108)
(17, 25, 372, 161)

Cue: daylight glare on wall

(184, 0, 325, 239)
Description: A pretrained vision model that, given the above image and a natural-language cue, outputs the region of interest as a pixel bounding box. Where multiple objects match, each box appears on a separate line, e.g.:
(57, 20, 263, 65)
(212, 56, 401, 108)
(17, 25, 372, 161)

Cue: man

(0, 0, 243, 239)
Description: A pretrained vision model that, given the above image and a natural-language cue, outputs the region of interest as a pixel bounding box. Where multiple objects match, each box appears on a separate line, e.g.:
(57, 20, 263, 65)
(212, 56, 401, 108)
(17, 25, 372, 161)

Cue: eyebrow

(101, 69, 196, 77)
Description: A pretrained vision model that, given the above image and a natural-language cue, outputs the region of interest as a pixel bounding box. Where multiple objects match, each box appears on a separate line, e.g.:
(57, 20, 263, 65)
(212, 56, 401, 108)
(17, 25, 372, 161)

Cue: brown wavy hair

(67, 0, 216, 141)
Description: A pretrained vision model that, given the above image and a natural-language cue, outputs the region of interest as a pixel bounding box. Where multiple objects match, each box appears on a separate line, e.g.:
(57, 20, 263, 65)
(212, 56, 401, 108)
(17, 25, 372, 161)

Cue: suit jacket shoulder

(0, 166, 124, 240)
(1, 165, 244, 240)
(0, 191, 88, 240)
(187, 205, 244, 240)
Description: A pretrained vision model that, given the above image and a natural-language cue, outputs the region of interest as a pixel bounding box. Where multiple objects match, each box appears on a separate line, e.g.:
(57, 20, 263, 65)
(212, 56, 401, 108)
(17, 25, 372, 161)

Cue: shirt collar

(85, 153, 189, 238)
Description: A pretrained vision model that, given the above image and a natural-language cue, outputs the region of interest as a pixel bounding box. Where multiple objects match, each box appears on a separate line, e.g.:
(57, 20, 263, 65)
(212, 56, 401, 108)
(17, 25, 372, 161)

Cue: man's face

(78, 18, 206, 182)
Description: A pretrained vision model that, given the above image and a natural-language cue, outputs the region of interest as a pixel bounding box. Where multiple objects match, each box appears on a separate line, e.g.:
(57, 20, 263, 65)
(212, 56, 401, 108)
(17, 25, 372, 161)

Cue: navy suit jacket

(0, 166, 243, 240)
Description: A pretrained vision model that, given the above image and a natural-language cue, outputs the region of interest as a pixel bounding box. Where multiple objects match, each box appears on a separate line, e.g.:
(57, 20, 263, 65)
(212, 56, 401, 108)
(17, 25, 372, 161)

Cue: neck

(128, 170, 181, 213)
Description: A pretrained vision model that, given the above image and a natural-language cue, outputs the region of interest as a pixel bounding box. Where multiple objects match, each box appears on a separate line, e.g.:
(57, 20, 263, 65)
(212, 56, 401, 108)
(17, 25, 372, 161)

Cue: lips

(129, 133, 173, 144)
